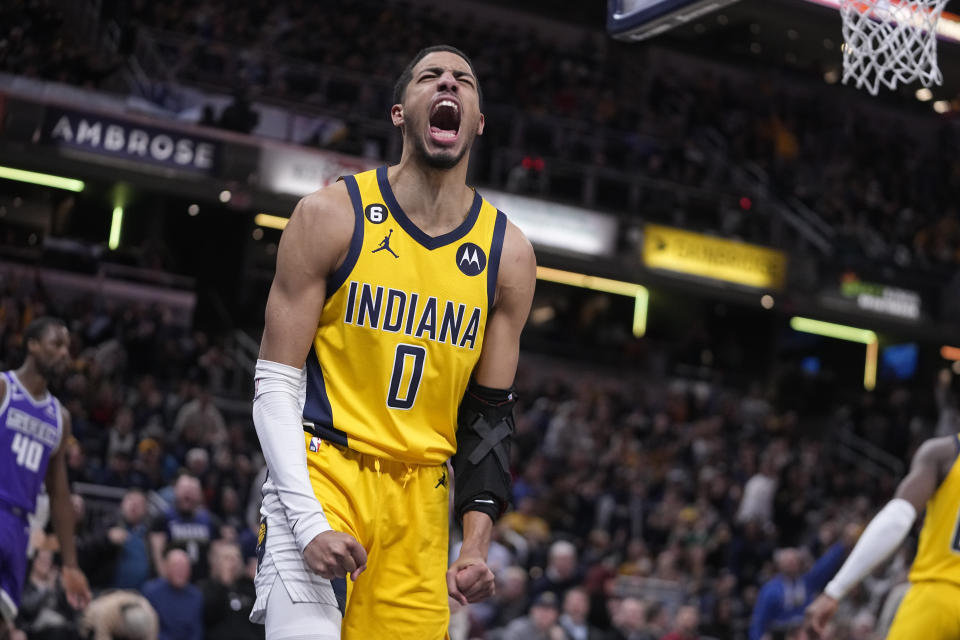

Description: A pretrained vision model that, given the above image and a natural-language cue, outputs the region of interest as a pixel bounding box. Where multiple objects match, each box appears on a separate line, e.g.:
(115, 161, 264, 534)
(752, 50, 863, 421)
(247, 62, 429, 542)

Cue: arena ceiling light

(789, 316, 878, 391)
(255, 213, 288, 230)
(536, 266, 649, 337)
(0, 165, 85, 192)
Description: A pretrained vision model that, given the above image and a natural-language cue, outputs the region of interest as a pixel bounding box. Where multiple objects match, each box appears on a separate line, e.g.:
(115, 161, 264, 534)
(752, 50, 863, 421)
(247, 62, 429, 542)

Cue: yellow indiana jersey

(909, 434, 960, 586)
(303, 166, 507, 465)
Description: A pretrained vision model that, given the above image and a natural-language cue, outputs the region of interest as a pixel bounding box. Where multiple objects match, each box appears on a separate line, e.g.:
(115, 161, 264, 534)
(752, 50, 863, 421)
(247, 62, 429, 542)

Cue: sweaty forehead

(413, 51, 474, 77)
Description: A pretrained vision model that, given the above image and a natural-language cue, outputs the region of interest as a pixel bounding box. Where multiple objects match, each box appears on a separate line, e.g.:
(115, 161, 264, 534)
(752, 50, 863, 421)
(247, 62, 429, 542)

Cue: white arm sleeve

(253, 359, 331, 553)
(824, 498, 917, 600)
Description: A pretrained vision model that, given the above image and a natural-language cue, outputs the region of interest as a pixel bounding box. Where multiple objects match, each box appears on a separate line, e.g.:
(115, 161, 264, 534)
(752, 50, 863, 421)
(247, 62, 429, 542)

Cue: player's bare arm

(894, 435, 956, 511)
(255, 183, 367, 581)
(447, 221, 536, 605)
(806, 435, 956, 635)
(45, 410, 91, 610)
(473, 222, 537, 389)
(260, 184, 353, 367)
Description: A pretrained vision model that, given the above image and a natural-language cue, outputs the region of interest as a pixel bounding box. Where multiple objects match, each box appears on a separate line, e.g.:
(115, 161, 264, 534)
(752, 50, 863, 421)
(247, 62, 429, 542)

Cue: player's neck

(15, 364, 48, 397)
(388, 158, 474, 234)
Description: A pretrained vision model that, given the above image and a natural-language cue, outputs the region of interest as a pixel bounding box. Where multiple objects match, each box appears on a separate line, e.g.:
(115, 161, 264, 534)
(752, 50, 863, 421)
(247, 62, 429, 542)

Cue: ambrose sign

(42, 107, 219, 174)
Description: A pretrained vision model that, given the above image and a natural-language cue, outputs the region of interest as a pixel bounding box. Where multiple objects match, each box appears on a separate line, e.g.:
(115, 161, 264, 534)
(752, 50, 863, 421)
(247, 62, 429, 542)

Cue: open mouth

(429, 98, 461, 144)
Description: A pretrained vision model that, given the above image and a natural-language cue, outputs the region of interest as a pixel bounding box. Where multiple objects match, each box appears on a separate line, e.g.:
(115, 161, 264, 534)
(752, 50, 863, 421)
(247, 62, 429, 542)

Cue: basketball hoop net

(839, 0, 948, 95)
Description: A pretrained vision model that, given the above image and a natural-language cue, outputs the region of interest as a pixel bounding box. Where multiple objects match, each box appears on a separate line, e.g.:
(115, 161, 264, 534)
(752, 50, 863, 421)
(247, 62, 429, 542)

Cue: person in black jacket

(78, 490, 151, 590)
(199, 541, 261, 640)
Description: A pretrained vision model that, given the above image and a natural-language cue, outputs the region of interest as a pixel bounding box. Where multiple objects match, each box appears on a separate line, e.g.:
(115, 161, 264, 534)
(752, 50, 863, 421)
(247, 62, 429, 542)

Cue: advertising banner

(42, 106, 220, 174)
(643, 224, 787, 290)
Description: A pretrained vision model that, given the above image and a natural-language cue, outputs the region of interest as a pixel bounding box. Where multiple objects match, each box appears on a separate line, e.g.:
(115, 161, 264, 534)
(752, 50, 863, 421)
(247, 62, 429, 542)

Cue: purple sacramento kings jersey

(0, 371, 63, 514)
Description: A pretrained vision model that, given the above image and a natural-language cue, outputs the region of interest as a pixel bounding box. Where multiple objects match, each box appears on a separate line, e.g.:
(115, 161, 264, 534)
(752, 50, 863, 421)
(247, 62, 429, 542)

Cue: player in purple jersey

(0, 317, 90, 639)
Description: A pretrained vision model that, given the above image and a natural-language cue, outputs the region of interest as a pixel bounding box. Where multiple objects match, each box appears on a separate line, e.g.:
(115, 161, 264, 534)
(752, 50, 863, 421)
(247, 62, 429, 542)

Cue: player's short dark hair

(23, 316, 66, 347)
(393, 45, 482, 107)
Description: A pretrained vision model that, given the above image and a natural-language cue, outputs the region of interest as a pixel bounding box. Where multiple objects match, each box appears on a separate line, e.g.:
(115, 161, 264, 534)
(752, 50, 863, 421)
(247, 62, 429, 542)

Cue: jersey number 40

(11, 433, 43, 472)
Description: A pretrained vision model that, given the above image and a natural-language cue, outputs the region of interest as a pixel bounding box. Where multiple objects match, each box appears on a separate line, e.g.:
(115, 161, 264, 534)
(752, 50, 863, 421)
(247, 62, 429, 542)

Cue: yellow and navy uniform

(887, 434, 960, 640)
(303, 166, 506, 639)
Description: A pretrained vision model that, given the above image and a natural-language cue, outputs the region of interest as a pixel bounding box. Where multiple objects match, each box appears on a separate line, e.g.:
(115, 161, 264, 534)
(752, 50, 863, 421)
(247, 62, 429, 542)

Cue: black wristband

(460, 491, 501, 522)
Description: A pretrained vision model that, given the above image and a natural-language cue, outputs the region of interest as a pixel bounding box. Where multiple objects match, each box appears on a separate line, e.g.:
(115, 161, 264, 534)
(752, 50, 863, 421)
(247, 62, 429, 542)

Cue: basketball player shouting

(0, 318, 91, 639)
(250, 45, 536, 639)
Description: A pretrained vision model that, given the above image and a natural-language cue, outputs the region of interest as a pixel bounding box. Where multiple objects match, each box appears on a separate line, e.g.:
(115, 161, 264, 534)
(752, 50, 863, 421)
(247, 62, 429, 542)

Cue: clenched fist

(446, 555, 494, 605)
(805, 594, 838, 637)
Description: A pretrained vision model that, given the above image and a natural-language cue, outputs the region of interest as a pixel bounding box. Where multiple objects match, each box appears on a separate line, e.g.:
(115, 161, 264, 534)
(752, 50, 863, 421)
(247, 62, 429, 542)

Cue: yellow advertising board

(643, 224, 787, 290)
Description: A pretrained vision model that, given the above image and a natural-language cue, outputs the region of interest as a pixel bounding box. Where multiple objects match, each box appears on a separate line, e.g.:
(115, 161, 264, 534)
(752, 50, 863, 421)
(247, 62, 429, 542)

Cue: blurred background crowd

(0, 268, 945, 640)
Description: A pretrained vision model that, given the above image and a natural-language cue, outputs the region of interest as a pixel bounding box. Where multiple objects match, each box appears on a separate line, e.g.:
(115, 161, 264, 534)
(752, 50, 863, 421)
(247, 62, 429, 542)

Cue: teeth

(433, 99, 459, 114)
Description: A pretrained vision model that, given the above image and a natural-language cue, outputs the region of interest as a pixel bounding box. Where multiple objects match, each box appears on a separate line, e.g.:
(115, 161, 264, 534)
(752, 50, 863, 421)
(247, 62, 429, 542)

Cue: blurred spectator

(14, 549, 76, 640)
(133, 438, 174, 491)
(635, 602, 669, 640)
(500, 495, 552, 550)
(141, 549, 203, 640)
(500, 591, 565, 640)
(104, 406, 137, 462)
(481, 565, 530, 630)
(79, 489, 152, 590)
(217, 90, 259, 134)
(557, 586, 603, 640)
(149, 474, 220, 580)
(199, 541, 261, 640)
(200, 104, 218, 127)
(98, 451, 144, 489)
(736, 456, 780, 526)
(661, 604, 701, 640)
(81, 590, 159, 640)
(173, 381, 226, 446)
(531, 540, 581, 600)
(749, 542, 849, 640)
(608, 596, 646, 640)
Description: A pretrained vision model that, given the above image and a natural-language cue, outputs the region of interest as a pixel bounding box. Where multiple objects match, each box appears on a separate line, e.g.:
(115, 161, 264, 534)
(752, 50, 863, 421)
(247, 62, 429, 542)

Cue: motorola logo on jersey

(365, 203, 387, 224)
(456, 242, 486, 276)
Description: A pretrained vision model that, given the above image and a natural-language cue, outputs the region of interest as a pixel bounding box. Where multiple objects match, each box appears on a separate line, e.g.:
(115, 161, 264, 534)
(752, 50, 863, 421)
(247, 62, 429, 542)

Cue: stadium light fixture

(789, 316, 878, 391)
(0, 165, 85, 192)
(255, 213, 289, 230)
(536, 266, 648, 337)
(108, 207, 123, 250)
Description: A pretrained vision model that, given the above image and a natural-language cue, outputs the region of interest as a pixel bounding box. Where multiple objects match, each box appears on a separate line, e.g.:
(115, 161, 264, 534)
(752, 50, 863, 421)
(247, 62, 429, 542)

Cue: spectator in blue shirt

(749, 535, 851, 640)
(142, 548, 204, 640)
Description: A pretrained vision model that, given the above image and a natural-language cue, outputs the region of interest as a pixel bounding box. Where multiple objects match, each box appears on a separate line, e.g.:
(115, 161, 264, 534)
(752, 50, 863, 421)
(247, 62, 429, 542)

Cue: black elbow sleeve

(452, 382, 516, 523)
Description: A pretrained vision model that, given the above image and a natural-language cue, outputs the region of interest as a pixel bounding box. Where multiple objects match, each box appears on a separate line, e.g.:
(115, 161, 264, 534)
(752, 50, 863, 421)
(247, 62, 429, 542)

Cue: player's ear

(391, 104, 404, 128)
(476, 113, 484, 136)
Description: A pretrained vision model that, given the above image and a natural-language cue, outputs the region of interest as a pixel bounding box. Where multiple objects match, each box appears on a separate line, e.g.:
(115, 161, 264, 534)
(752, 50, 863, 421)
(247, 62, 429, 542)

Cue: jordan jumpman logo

(372, 229, 399, 258)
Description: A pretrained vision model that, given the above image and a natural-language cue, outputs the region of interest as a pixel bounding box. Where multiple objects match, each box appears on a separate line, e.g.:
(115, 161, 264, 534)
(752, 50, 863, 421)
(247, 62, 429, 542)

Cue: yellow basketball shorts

(304, 434, 451, 639)
(886, 581, 960, 640)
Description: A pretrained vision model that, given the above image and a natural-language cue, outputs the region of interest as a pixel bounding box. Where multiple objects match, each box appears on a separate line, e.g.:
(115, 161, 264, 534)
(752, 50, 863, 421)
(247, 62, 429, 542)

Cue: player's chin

(422, 148, 464, 170)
